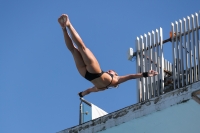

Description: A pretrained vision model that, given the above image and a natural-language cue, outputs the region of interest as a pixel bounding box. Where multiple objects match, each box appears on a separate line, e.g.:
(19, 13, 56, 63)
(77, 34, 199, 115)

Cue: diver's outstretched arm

(79, 86, 104, 97)
(117, 70, 158, 84)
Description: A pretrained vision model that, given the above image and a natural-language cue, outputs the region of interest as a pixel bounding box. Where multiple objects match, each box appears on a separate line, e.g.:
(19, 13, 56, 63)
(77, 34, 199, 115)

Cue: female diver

(58, 14, 158, 97)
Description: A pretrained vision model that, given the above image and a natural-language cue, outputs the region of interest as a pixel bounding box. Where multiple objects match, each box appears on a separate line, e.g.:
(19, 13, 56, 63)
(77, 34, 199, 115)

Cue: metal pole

(140, 36, 145, 101)
(175, 21, 180, 89)
(144, 34, 148, 100)
(195, 12, 200, 81)
(191, 15, 197, 82)
(80, 98, 92, 106)
(136, 37, 141, 102)
(187, 16, 193, 84)
(156, 29, 160, 96)
(160, 27, 164, 94)
(152, 31, 156, 97)
(148, 32, 152, 99)
(79, 101, 83, 124)
(171, 23, 176, 90)
(183, 18, 188, 85)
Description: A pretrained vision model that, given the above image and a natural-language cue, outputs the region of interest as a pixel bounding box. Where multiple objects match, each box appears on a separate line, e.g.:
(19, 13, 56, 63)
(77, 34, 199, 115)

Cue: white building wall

(58, 81, 200, 133)
(99, 99, 200, 133)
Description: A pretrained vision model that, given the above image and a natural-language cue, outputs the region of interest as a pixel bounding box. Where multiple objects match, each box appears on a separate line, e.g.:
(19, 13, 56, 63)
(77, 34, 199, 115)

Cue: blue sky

(0, 1, 200, 133)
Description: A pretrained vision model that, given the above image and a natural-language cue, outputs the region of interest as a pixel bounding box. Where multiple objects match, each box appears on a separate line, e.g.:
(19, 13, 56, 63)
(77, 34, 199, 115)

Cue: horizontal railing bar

(133, 26, 200, 57)
(80, 98, 91, 106)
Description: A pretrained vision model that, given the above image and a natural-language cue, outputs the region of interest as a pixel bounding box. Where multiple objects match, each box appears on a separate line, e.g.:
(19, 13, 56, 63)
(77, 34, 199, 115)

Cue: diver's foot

(62, 14, 71, 27)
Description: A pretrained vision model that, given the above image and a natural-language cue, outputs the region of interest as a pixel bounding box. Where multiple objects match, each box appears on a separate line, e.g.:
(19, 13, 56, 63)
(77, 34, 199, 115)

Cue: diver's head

(107, 70, 118, 76)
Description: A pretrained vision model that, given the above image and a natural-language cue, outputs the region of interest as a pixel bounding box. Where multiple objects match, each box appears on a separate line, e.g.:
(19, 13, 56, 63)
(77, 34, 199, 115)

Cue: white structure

(135, 12, 200, 102)
(58, 82, 200, 133)
(79, 98, 108, 124)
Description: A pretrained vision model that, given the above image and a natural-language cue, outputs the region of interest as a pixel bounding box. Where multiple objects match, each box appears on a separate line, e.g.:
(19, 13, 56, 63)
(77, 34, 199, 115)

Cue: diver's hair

(106, 70, 119, 88)
(110, 70, 119, 88)
(111, 70, 118, 76)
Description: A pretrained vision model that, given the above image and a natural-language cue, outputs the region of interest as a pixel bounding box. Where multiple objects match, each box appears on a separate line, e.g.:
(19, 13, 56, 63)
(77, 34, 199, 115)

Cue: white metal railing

(79, 98, 108, 124)
(135, 11, 200, 102)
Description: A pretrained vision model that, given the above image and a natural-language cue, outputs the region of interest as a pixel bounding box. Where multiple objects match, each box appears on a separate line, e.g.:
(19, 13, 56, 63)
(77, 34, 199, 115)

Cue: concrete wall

(58, 81, 200, 133)
(99, 99, 200, 133)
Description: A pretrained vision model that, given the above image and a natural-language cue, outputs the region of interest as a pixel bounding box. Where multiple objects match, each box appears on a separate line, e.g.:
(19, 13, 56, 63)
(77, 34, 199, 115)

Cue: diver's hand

(148, 70, 158, 77)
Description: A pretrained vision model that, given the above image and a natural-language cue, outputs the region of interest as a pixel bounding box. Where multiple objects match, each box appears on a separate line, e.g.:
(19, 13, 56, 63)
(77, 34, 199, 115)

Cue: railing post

(191, 14, 197, 82)
(171, 23, 176, 90)
(79, 101, 83, 124)
(195, 12, 200, 81)
(179, 20, 184, 87)
(140, 36, 145, 101)
(136, 37, 141, 102)
(148, 32, 152, 99)
(175, 21, 180, 89)
(152, 31, 156, 97)
(183, 18, 188, 85)
(160, 27, 164, 94)
(155, 29, 160, 96)
(187, 16, 193, 84)
(144, 34, 148, 100)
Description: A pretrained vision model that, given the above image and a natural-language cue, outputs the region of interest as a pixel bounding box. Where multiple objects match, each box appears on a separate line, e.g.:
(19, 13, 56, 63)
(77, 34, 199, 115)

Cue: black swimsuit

(85, 70, 113, 89)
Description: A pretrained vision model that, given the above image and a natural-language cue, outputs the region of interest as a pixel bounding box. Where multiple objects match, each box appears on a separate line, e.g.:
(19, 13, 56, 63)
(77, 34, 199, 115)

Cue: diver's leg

(61, 14, 102, 73)
(61, 27, 86, 77)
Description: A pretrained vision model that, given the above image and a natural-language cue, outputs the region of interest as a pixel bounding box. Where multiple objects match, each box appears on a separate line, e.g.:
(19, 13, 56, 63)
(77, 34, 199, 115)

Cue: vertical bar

(79, 102, 83, 124)
(175, 21, 180, 89)
(191, 14, 197, 82)
(136, 37, 141, 102)
(152, 31, 156, 98)
(164, 59, 167, 90)
(187, 16, 193, 84)
(170, 63, 172, 72)
(169, 62, 171, 84)
(170, 63, 173, 85)
(148, 32, 152, 99)
(171, 23, 176, 90)
(155, 52, 158, 95)
(187, 42, 190, 84)
(140, 36, 145, 101)
(159, 27, 164, 94)
(183, 18, 188, 86)
(179, 20, 184, 87)
(164, 59, 166, 75)
(167, 61, 169, 72)
(144, 34, 148, 100)
(156, 29, 160, 96)
(195, 13, 200, 81)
